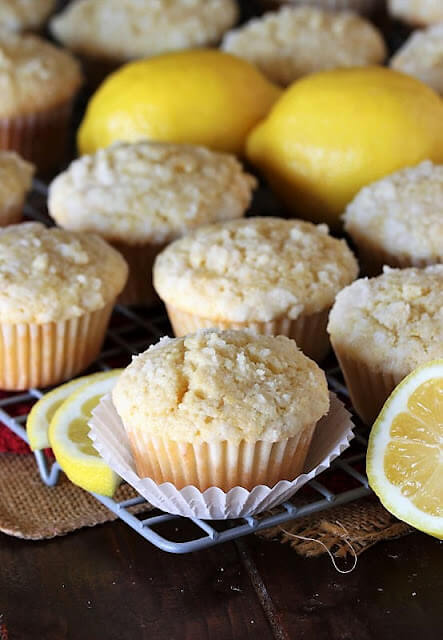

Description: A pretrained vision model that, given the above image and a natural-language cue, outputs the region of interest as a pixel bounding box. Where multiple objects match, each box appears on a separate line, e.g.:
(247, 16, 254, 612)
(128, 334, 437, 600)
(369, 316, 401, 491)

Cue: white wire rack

(0, 180, 372, 553)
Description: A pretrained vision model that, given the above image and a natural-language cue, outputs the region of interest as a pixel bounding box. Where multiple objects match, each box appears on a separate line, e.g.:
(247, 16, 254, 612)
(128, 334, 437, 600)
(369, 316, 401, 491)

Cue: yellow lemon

(27, 374, 104, 451)
(78, 49, 281, 156)
(367, 360, 443, 540)
(48, 370, 123, 496)
(246, 67, 443, 228)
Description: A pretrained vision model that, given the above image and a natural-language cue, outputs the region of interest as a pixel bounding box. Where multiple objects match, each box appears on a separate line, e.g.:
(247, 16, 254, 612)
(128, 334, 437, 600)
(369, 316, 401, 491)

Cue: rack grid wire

(0, 179, 372, 554)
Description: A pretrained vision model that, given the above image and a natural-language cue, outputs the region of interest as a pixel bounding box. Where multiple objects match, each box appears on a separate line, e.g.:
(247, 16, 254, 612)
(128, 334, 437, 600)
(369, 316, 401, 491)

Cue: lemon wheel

(367, 360, 443, 539)
(47, 370, 123, 496)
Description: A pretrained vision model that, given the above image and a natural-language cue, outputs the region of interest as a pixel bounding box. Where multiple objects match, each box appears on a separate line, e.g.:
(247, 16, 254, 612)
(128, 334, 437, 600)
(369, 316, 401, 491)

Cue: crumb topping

(344, 161, 443, 262)
(0, 0, 55, 31)
(222, 6, 386, 85)
(154, 217, 358, 322)
(388, 0, 443, 26)
(0, 223, 127, 323)
(328, 266, 443, 373)
(0, 32, 82, 117)
(48, 141, 256, 245)
(112, 329, 329, 442)
(51, 0, 238, 61)
(390, 25, 443, 93)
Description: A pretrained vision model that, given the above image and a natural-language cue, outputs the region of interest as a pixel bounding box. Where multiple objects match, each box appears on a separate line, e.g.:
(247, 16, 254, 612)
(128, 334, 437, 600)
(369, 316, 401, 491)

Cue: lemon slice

(27, 374, 103, 451)
(48, 370, 123, 496)
(367, 359, 443, 539)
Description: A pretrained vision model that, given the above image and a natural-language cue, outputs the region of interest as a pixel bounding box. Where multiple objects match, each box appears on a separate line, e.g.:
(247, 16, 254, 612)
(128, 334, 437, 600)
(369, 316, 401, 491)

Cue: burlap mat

(0, 452, 411, 554)
(259, 496, 412, 557)
(0, 453, 145, 539)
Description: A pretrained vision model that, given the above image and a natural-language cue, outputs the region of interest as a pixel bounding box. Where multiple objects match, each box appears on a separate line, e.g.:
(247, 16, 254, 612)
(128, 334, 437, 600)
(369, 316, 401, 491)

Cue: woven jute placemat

(0, 452, 411, 555)
(0, 453, 143, 539)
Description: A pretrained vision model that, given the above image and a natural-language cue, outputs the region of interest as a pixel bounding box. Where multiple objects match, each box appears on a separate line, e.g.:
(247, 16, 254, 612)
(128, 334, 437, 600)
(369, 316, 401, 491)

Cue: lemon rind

(367, 359, 443, 539)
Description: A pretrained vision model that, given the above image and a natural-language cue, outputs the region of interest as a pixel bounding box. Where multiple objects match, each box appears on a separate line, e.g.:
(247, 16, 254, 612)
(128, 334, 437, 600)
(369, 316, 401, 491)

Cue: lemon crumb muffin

(154, 217, 358, 361)
(0, 32, 82, 172)
(388, 0, 443, 25)
(0, 223, 127, 389)
(327, 266, 443, 425)
(390, 25, 443, 94)
(343, 161, 443, 273)
(112, 329, 330, 490)
(0, 151, 34, 226)
(0, 0, 55, 32)
(222, 6, 386, 86)
(49, 141, 256, 305)
(51, 0, 238, 82)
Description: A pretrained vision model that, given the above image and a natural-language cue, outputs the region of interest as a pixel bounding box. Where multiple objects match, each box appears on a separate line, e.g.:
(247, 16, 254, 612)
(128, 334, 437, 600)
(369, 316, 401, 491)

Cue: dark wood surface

(1, 520, 441, 640)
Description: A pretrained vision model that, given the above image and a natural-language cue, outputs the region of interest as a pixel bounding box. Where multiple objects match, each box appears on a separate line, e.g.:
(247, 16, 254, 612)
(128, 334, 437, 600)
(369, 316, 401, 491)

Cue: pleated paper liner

(0, 302, 113, 390)
(0, 202, 25, 227)
(113, 241, 166, 306)
(165, 304, 331, 363)
(126, 423, 317, 491)
(331, 345, 406, 426)
(89, 392, 354, 519)
(352, 239, 439, 276)
(0, 100, 74, 174)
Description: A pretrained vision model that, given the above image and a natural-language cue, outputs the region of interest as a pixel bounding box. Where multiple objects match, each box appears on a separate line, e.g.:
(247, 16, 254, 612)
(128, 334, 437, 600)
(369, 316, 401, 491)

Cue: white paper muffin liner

(89, 392, 354, 519)
(331, 345, 406, 426)
(0, 302, 113, 390)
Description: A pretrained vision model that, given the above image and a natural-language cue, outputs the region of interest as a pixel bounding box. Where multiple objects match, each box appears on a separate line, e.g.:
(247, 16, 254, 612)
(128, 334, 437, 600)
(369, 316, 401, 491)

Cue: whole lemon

(246, 67, 443, 228)
(78, 49, 281, 156)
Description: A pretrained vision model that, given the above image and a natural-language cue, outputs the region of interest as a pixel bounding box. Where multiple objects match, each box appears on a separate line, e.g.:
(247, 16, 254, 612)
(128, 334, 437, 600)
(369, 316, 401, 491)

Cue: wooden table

(1, 521, 441, 639)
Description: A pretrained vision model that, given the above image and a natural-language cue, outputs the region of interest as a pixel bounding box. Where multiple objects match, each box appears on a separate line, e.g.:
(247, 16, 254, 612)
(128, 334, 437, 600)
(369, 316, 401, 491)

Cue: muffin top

(344, 161, 443, 263)
(50, 0, 238, 62)
(154, 217, 358, 322)
(0, 151, 34, 209)
(48, 141, 256, 245)
(112, 329, 329, 443)
(388, 0, 443, 25)
(390, 25, 443, 94)
(0, 32, 82, 117)
(221, 6, 386, 86)
(0, 0, 55, 32)
(327, 266, 443, 373)
(0, 223, 128, 323)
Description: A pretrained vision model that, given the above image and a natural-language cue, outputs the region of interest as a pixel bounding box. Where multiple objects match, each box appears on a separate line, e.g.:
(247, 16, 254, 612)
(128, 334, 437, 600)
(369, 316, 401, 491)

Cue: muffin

(0, 223, 127, 390)
(343, 161, 443, 274)
(153, 217, 358, 361)
(388, 0, 443, 25)
(50, 0, 238, 84)
(48, 141, 256, 306)
(0, 151, 34, 226)
(327, 266, 443, 425)
(0, 0, 55, 32)
(112, 329, 330, 491)
(0, 32, 82, 173)
(222, 6, 386, 86)
(390, 25, 443, 94)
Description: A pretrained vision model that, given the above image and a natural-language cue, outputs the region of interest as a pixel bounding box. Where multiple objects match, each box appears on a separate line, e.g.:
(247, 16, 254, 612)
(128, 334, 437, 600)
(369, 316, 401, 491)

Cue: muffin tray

(0, 179, 372, 554)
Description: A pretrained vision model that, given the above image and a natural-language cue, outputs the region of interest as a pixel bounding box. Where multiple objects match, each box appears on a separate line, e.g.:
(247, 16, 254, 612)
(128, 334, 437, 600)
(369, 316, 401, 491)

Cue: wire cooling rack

(0, 179, 372, 554)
